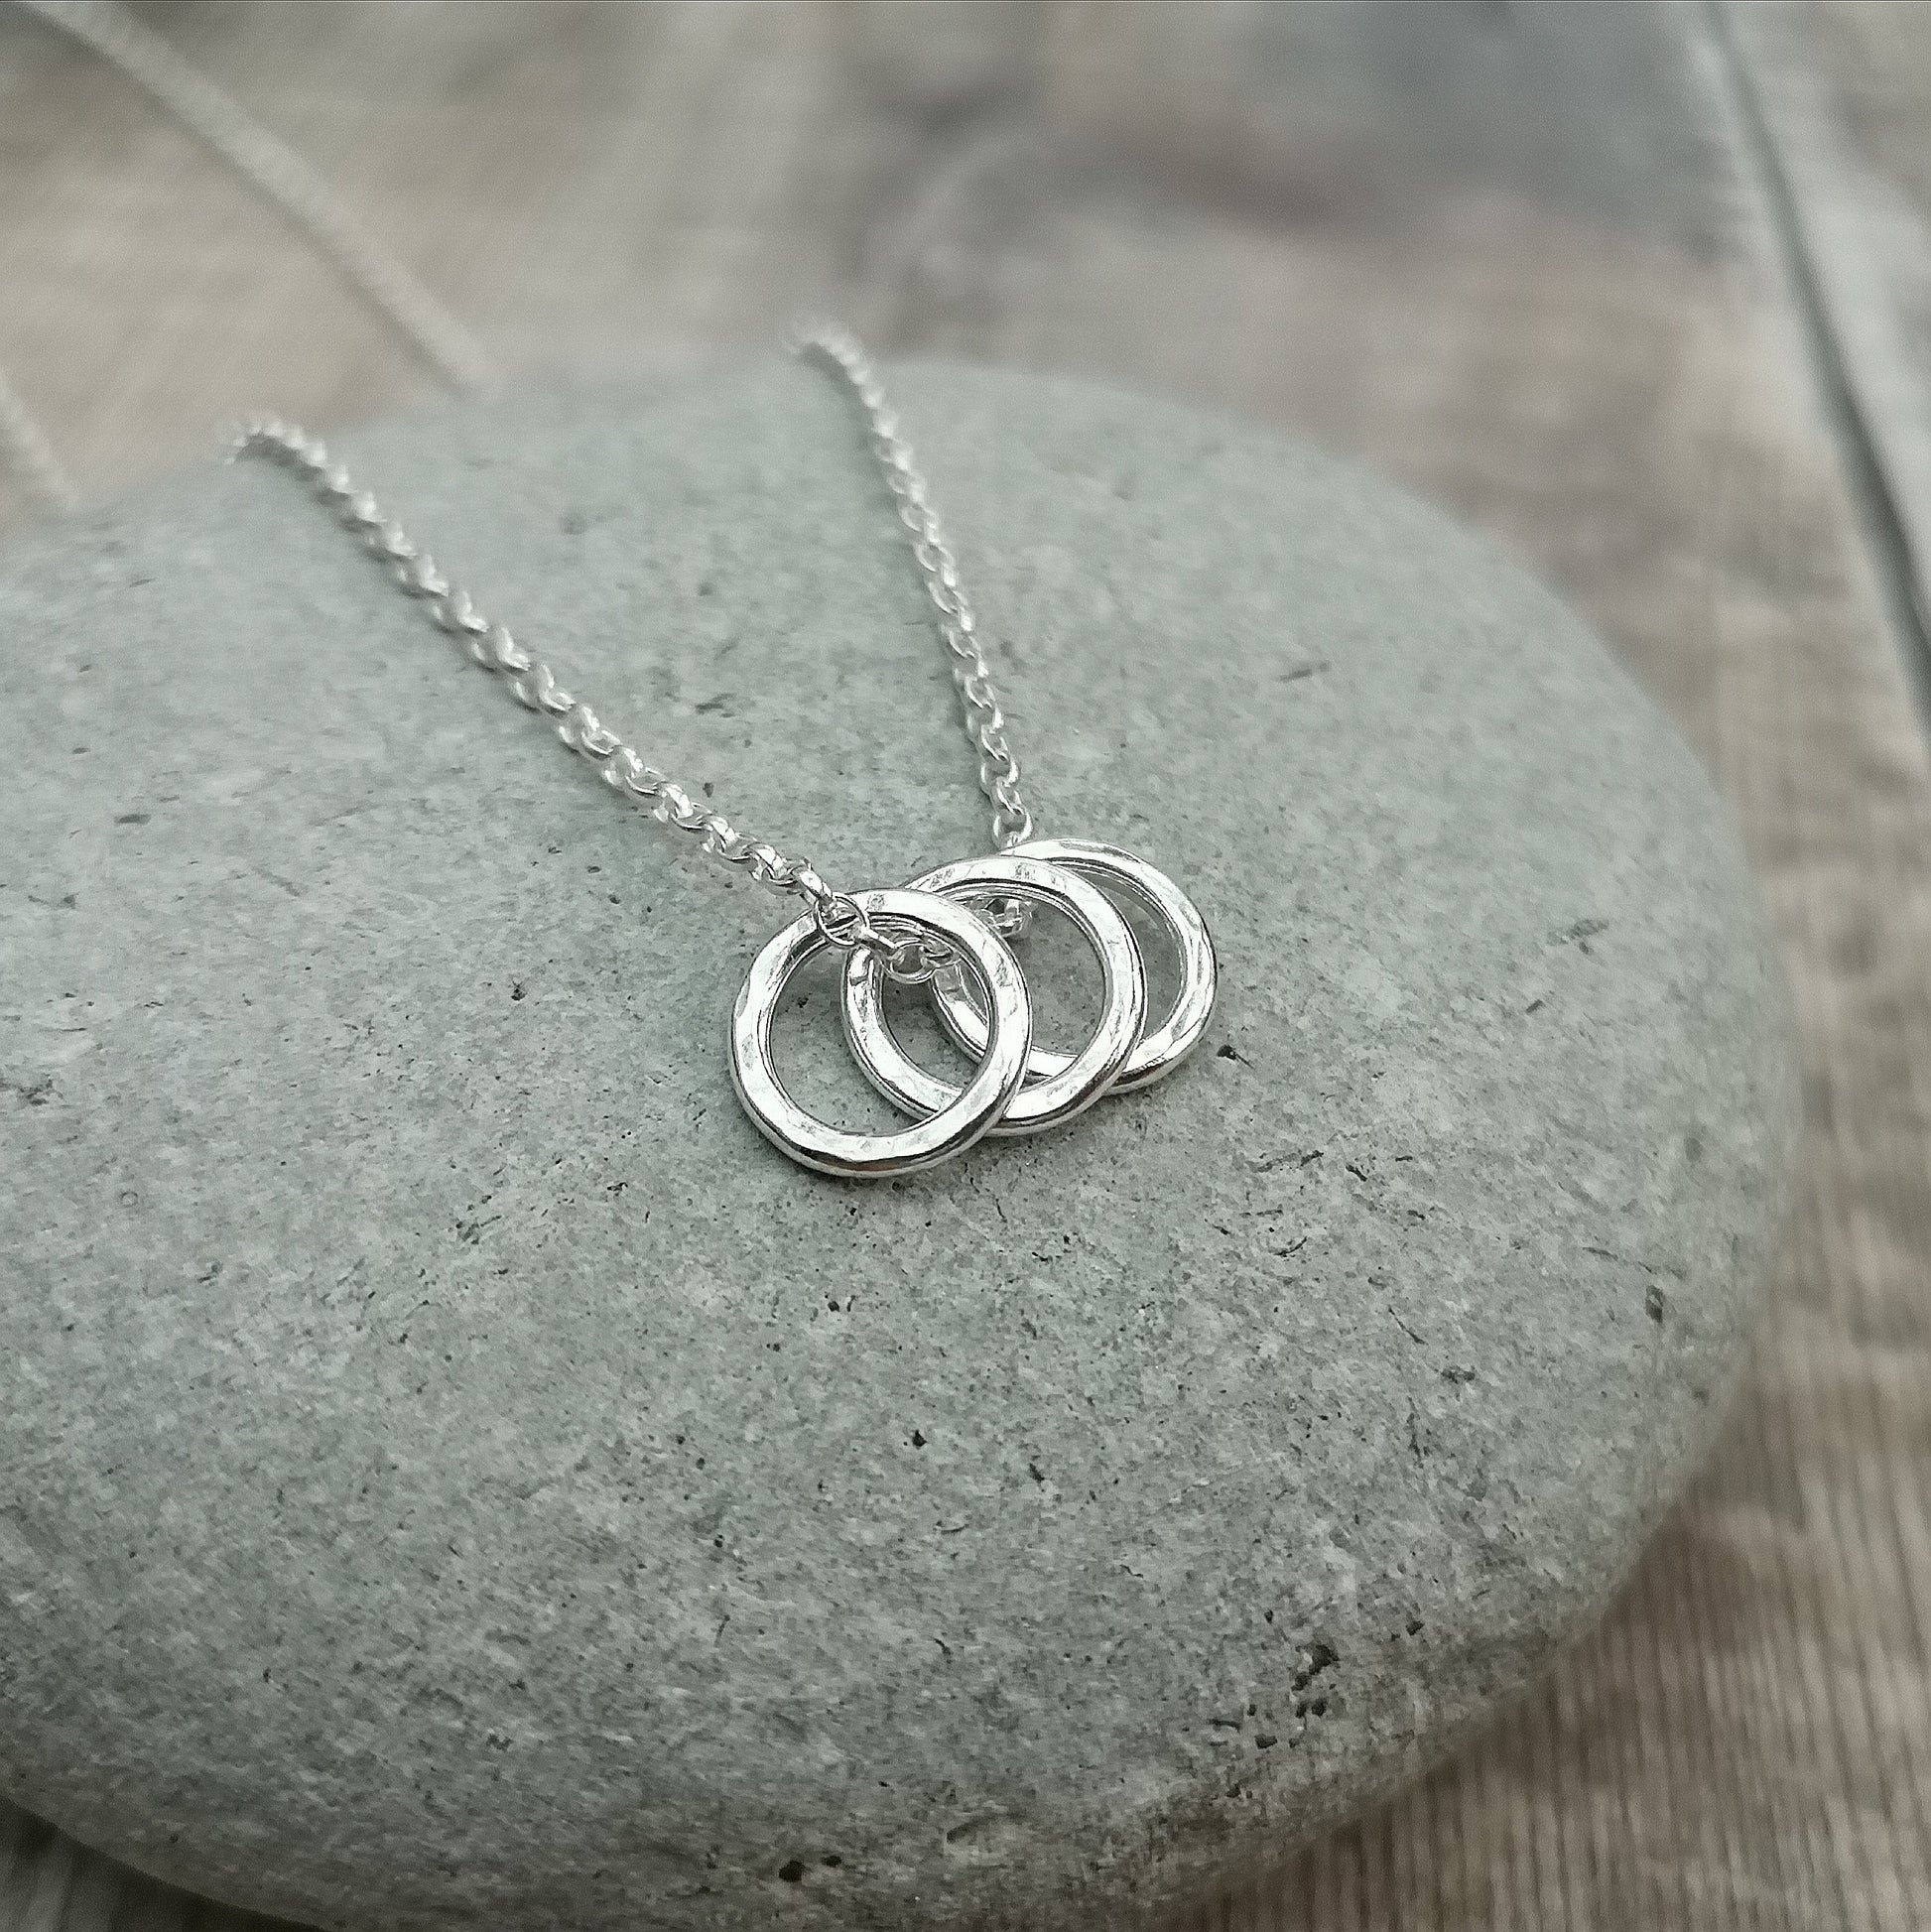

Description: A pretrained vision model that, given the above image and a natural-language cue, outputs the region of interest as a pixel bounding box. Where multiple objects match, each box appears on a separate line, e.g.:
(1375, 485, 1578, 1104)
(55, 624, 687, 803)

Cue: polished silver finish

(732, 889, 1031, 1179)
(931, 837, 1218, 1093)
(842, 855, 1146, 1136)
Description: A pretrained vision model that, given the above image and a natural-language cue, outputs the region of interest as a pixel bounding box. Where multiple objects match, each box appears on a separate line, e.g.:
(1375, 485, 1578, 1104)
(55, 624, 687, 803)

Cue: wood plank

(2, 2, 1929, 1928)
(1721, 0, 1931, 685)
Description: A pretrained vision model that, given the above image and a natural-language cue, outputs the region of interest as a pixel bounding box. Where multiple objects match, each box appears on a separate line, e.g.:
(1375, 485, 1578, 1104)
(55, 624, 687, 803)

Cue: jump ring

(812, 892, 872, 951)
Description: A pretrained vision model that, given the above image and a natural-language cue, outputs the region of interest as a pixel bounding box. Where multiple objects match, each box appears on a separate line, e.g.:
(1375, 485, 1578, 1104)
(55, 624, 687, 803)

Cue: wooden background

(3, 1, 1930, 1926)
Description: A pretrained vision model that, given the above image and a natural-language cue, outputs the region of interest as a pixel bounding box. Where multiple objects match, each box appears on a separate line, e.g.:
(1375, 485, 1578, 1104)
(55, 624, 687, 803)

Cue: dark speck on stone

(776, 1860, 805, 1883)
(115, 812, 150, 825)
(1291, 1640, 1339, 1693)
(1254, 1734, 1278, 1749)
(1645, 1284, 1666, 1324)
(1216, 1043, 1244, 1062)
(910, 1430, 927, 1448)
(821, 1854, 841, 1868)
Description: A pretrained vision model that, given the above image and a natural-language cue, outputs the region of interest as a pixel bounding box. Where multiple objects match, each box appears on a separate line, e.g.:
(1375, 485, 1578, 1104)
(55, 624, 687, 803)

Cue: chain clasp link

(810, 890, 958, 985)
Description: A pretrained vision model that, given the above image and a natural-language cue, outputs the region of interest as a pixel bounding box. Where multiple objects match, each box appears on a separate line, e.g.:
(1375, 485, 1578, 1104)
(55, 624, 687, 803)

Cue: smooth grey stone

(0, 362, 1794, 1931)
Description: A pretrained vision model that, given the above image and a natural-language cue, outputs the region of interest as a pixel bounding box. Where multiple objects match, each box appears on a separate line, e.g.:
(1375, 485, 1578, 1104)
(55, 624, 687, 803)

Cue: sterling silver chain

(805, 325, 1033, 853)
(235, 327, 1219, 1177)
(16, 4, 1215, 1180)
(234, 323, 1028, 972)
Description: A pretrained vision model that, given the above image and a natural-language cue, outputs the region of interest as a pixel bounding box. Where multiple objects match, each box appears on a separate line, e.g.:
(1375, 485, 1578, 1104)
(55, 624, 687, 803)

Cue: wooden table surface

(2, 3, 1929, 1927)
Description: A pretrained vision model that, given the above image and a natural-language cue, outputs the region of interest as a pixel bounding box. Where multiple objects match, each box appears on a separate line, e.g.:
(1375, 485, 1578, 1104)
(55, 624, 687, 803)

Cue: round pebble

(0, 361, 1795, 1929)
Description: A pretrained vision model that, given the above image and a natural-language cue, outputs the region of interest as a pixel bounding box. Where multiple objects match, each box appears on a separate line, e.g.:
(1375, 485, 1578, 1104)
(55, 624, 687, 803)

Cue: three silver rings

(730, 840, 1218, 1178)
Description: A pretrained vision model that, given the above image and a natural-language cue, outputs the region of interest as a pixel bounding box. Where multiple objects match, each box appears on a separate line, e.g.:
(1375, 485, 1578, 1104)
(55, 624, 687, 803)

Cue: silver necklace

(234, 325, 1218, 1178)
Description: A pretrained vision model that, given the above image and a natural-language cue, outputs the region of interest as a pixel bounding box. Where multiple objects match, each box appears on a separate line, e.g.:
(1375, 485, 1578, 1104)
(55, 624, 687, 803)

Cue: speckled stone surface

(0, 363, 1794, 1931)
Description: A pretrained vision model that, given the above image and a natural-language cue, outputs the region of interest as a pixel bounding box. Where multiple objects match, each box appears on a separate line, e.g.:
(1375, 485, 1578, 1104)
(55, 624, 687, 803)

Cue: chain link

(231, 331, 1032, 972)
(3, 5, 1037, 977)
(791, 322, 1033, 852)
(231, 415, 888, 952)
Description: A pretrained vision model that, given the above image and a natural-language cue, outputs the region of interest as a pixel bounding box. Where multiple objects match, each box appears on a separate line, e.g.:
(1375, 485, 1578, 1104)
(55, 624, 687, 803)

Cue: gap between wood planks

(1707, 0, 1931, 721)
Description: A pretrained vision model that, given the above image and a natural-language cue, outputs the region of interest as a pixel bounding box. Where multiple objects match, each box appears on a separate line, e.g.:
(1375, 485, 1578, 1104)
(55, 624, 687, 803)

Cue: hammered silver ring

(841, 853, 1148, 1137)
(929, 837, 1219, 1093)
(731, 846, 1216, 1175)
(730, 887, 1033, 1179)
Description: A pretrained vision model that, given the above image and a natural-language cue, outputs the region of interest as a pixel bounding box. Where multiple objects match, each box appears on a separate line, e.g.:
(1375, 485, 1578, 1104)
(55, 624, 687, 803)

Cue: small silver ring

(881, 932, 952, 986)
(812, 892, 871, 951)
(731, 888, 1031, 1179)
(841, 854, 1146, 1136)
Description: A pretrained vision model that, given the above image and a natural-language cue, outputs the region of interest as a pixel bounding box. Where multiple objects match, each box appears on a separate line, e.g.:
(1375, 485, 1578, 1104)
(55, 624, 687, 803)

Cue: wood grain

(2, 2, 1930, 1927)
(1723, 0, 1931, 687)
